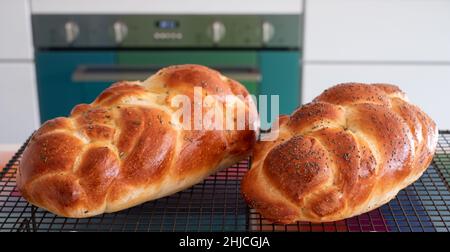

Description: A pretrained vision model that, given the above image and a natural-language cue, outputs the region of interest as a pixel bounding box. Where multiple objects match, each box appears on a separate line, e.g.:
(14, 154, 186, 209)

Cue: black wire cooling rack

(1, 131, 450, 232)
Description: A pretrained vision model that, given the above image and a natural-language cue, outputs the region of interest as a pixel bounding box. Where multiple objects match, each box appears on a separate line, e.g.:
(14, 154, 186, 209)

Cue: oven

(32, 14, 301, 129)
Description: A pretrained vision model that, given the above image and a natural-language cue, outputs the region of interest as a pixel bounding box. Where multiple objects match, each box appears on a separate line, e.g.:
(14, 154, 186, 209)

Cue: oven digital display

(156, 20, 179, 29)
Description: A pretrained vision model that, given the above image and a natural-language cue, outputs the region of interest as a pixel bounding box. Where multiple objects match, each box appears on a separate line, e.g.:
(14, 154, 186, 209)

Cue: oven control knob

(64, 21, 79, 44)
(210, 21, 226, 44)
(113, 21, 128, 44)
(262, 21, 275, 44)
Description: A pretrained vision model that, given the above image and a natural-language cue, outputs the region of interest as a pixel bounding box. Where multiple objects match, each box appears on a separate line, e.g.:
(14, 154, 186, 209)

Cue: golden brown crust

(310, 128, 361, 196)
(314, 83, 391, 106)
(242, 83, 437, 223)
(76, 147, 120, 211)
(174, 130, 227, 176)
(19, 132, 84, 184)
(348, 103, 414, 185)
(17, 64, 257, 218)
(264, 135, 331, 203)
(241, 165, 299, 223)
(286, 102, 346, 133)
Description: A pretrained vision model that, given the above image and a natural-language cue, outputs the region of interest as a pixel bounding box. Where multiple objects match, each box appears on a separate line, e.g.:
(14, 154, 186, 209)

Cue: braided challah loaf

(17, 65, 257, 218)
(241, 83, 437, 223)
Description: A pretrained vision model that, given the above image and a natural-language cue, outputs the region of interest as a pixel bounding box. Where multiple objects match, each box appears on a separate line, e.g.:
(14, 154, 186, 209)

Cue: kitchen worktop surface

(0, 152, 14, 171)
(0, 145, 19, 170)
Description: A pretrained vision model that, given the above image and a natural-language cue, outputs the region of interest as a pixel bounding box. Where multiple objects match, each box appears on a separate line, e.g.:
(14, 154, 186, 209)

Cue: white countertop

(31, 0, 303, 14)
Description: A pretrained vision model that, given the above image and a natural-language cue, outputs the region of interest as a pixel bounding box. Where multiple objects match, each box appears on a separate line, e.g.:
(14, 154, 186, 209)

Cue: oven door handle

(72, 65, 261, 82)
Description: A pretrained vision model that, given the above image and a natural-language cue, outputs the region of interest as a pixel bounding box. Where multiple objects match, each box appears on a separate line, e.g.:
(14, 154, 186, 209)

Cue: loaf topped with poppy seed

(241, 83, 437, 223)
(17, 64, 258, 218)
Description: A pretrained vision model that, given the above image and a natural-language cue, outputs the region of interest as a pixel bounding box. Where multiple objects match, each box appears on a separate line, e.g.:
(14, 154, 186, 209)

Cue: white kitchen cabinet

(302, 64, 450, 129)
(304, 0, 450, 62)
(302, 0, 450, 129)
(0, 0, 37, 145)
(0, 63, 40, 144)
(0, 0, 33, 60)
(31, 0, 303, 14)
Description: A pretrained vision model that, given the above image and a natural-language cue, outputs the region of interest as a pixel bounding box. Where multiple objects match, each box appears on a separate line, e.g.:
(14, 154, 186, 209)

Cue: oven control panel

(32, 15, 300, 49)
